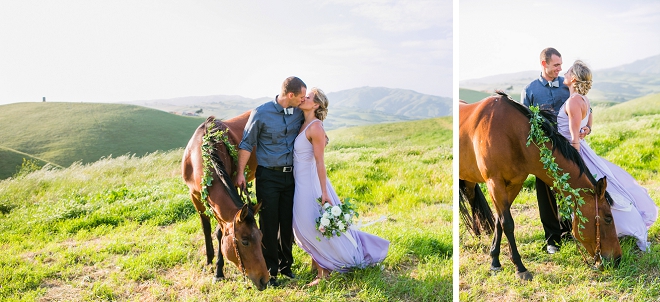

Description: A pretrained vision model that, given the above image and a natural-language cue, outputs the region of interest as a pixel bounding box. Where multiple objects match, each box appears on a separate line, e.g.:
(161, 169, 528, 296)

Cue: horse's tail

(202, 116, 245, 209)
(459, 179, 495, 236)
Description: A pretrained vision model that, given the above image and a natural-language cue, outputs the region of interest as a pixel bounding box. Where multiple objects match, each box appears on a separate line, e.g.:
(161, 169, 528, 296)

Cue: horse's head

(574, 177, 622, 267)
(221, 203, 269, 291)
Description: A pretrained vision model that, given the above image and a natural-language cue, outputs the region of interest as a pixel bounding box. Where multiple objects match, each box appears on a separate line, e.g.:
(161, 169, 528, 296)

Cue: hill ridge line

(0, 145, 64, 169)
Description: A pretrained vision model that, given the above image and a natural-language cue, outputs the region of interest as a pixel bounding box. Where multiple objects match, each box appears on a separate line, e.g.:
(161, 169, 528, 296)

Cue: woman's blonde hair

(310, 87, 329, 121)
(570, 60, 592, 95)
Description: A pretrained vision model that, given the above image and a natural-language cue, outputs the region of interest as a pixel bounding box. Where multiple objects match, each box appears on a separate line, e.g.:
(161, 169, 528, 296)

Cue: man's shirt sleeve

(521, 87, 531, 107)
(239, 108, 259, 152)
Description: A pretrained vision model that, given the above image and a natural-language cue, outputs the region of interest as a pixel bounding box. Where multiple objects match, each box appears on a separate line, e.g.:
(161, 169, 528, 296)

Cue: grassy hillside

(594, 92, 660, 123)
(0, 147, 57, 179)
(0, 117, 452, 301)
(459, 88, 491, 104)
(586, 92, 660, 180)
(460, 94, 660, 300)
(326, 87, 452, 118)
(458, 88, 520, 104)
(321, 107, 415, 130)
(0, 102, 205, 179)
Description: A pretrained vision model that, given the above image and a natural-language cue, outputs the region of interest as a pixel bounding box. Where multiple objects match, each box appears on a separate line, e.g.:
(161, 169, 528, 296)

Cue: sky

(459, 0, 660, 81)
(0, 0, 452, 105)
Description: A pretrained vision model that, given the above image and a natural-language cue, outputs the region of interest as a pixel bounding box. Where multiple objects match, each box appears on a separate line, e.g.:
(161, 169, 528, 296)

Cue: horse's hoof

(490, 265, 502, 272)
(516, 271, 533, 281)
(213, 276, 225, 283)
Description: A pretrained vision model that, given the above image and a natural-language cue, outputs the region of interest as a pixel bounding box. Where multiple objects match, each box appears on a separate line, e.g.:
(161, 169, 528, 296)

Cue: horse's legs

(486, 179, 531, 280)
(214, 225, 225, 281)
(500, 207, 531, 280)
(199, 213, 215, 265)
(190, 191, 215, 266)
(489, 216, 503, 271)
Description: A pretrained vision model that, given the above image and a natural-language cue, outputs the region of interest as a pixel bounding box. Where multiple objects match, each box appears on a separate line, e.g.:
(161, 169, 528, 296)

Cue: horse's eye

(241, 239, 249, 246)
(604, 216, 613, 224)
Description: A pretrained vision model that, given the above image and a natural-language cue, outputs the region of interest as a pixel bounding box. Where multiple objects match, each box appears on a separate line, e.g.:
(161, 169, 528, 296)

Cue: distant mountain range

(127, 87, 452, 130)
(460, 54, 660, 103)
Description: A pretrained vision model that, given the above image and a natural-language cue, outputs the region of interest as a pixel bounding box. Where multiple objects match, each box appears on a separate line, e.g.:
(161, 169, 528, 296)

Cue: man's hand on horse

(235, 174, 247, 190)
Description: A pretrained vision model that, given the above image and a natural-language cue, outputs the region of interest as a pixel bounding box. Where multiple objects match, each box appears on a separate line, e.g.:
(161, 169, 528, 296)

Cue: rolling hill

(0, 97, 451, 180)
(594, 92, 660, 123)
(128, 87, 452, 130)
(458, 88, 521, 104)
(460, 54, 660, 103)
(0, 102, 204, 179)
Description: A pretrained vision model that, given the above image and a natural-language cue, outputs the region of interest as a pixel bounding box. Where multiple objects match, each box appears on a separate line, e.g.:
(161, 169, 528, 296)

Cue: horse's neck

(543, 154, 594, 201)
(216, 204, 240, 224)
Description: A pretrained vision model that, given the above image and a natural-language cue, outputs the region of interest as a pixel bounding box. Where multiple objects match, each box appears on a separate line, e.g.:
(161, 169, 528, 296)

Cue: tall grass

(0, 117, 452, 301)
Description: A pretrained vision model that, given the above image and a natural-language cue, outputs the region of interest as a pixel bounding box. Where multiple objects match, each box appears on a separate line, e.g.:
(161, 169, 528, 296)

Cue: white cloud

(325, 0, 450, 32)
(0, 0, 452, 103)
(460, 0, 660, 81)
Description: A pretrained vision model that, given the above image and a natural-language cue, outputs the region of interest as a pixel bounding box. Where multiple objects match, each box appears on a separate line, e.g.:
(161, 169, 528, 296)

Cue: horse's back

(182, 118, 210, 193)
(459, 94, 532, 184)
(182, 111, 256, 193)
(458, 96, 499, 182)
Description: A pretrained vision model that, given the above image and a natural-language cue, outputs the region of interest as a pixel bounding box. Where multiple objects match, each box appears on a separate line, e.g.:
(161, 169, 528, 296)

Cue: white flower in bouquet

(315, 197, 360, 241)
(331, 205, 342, 216)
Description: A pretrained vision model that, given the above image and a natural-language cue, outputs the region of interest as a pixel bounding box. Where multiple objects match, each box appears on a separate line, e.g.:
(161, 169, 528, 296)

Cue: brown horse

(459, 92, 622, 281)
(182, 112, 267, 290)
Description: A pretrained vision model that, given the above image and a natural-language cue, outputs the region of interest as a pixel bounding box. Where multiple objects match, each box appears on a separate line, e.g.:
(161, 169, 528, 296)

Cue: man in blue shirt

(236, 76, 305, 287)
(521, 48, 571, 254)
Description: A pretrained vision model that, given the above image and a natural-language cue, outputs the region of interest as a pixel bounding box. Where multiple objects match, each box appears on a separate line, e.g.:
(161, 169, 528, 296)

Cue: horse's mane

(203, 116, 258, 216)
(496, 91, 604, 186)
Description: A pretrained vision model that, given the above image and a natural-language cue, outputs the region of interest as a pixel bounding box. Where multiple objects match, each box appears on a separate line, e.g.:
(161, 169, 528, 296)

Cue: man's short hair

(282, 76, 306, 96)
(540, 47, 562, 63)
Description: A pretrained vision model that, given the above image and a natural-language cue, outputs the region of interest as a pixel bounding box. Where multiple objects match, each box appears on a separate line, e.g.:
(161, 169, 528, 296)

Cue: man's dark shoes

(546, 244, 559, 254)
(280, 268, 297, 280)
(268, 277, 279, 288)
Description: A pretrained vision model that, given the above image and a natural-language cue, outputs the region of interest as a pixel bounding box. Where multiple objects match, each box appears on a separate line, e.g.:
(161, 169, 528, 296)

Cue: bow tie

(284, 107, 294, 115)
(548, 80, 559, 88)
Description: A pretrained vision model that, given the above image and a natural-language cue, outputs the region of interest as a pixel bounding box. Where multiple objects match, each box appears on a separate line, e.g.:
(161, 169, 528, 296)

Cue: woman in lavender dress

(558, 60, 657, 251)
(291, 87, 389, 286)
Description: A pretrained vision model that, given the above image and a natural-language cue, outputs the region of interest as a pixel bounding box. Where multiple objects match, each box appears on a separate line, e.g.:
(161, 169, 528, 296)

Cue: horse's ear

(238, 204, 249, 222)
(595, 176, 608, 199)
(251, 202, 262, 214)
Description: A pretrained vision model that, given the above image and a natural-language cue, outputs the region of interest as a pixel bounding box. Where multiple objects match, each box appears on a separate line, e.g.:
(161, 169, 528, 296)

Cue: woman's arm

(565, 95, 586, 151)
(307, 122, 332, 205)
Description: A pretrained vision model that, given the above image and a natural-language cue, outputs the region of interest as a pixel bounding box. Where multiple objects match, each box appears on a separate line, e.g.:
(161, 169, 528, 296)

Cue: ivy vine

(526, 105, 588, 236)
(200, 120, 253, 218)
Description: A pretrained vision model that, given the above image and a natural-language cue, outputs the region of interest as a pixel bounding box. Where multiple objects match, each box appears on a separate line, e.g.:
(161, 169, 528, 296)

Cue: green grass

(459, 88, 491, 104)
(0, 117, 452, 301)
(587, 93, 660, 181)
(459, 88, 520, 104)
(595, 92, 660, 123)
(459, 94, 660, 301)
(0, 102, 205, 180)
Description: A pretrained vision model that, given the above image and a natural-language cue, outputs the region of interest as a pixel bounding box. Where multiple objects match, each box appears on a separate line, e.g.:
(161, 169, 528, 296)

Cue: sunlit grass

(0, 117, 452, 301)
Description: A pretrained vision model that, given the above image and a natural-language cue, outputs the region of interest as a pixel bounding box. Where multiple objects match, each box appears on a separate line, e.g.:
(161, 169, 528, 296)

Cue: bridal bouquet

(315, 197, 359, 241)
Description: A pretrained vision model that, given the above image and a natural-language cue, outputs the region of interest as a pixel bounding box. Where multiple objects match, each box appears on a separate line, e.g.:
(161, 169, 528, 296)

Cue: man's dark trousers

(536, 178, 572, 247)
(255, 166, 295, 277)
